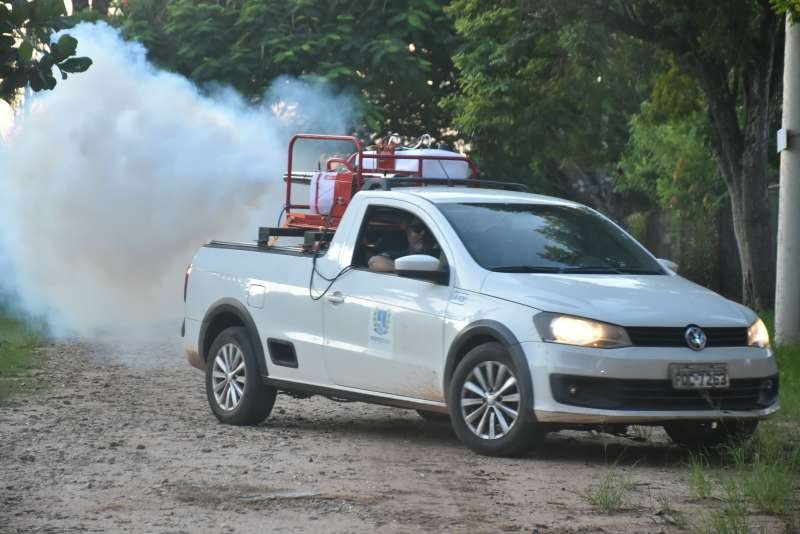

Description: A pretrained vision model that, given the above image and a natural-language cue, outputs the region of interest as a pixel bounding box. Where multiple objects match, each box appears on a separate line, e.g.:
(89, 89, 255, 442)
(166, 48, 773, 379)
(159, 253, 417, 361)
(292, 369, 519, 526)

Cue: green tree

(118, 0, 458, 137)
(618, 65, 725, 216)
(617, 64, 730, 291)
(772, 0, 800, 17)
(444, 1, 658, 215)
(451, 0, 783, 309)
(581, 0, 782, 310)
(0, 0, 93, 104)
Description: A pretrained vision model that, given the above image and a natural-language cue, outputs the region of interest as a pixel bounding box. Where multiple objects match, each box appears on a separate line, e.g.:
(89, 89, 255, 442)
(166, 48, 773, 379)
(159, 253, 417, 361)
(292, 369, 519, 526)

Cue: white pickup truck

(182, 138, 778, 456)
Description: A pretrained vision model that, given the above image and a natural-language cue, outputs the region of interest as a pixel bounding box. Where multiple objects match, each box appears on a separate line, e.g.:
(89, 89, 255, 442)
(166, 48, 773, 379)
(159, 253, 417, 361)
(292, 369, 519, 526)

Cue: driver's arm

(368, 254, 395, 272)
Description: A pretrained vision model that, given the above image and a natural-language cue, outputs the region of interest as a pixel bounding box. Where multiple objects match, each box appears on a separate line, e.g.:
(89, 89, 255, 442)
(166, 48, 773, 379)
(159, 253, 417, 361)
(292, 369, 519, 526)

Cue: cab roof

(359, 186, 582, 207)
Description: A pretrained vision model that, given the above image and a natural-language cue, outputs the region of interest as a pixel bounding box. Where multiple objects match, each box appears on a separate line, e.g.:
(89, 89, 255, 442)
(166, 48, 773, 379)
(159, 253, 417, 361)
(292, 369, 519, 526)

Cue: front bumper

(522, 341, 780, 424)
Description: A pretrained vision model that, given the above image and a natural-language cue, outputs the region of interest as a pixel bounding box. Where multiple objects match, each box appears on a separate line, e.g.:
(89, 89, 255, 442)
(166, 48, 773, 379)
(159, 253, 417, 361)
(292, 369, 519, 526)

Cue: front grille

(550, 374, 778, 411)
(626, 327, 748, 347)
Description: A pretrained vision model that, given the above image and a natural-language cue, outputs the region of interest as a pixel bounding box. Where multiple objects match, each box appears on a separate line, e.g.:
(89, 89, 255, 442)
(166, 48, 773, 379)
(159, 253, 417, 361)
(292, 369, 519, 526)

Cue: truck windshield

(438, 202, 664, 274)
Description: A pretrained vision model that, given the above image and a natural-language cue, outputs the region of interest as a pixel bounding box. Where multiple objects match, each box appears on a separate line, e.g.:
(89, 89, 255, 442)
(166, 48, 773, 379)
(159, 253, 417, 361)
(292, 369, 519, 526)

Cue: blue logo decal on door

(372, 308, 391, 336)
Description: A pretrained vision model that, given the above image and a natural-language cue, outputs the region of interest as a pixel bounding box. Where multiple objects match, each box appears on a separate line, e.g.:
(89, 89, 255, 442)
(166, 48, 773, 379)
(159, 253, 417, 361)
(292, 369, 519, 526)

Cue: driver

(368, 216, 440, 272)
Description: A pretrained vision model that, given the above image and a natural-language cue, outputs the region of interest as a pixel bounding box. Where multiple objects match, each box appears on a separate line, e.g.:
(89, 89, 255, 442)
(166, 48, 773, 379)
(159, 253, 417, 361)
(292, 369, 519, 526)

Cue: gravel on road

(1, 338, 725, 533)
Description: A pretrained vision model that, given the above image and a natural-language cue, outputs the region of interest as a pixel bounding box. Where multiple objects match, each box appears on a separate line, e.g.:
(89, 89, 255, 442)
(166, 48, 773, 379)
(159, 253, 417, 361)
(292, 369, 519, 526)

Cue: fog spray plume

(0, 22, 358, 336)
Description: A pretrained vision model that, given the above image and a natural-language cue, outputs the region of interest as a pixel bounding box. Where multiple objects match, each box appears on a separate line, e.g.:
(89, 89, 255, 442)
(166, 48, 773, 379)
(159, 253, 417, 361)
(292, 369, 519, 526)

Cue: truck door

(322, 203, 451, 401)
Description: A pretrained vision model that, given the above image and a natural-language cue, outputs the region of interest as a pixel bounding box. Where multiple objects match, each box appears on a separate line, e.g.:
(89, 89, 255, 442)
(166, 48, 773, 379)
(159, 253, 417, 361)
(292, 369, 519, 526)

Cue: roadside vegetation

(682, 314, 799, 532)
(582, 466, 633, 514)
(0, 307, 45, 403)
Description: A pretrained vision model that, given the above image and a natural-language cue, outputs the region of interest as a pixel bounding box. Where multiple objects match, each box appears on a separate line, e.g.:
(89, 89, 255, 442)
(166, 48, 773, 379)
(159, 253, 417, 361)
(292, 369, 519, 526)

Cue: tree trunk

(702, 100, 776, 310)
(71, 0, 90, 11)
(689, 18, 781, 310)
(718, 196, 742, 301)
(728, 167, 775, 310)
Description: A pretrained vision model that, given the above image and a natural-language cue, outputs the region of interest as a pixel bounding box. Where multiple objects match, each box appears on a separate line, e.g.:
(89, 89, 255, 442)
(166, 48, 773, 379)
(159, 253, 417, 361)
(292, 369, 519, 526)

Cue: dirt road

(0, 338, 760, 533)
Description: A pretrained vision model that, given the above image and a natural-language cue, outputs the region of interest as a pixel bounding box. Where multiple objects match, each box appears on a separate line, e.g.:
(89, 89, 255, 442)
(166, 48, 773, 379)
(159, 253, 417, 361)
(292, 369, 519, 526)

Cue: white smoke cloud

(0, 22, 358, 336)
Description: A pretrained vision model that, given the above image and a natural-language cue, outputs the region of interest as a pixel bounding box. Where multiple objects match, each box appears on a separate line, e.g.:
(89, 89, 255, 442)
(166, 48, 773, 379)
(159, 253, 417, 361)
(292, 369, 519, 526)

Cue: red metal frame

(285, 134, 363, 212)
(284, 133, 478, 231)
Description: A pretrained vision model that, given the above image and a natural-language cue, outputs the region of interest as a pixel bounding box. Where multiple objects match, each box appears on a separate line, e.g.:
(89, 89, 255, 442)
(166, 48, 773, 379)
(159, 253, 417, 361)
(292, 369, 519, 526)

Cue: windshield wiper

(562, 266, 665, 274)
(490, 265, 663, 274)
(614, 267, 664, 274)
(489, 265, 563, 273)
(560, 266, 622, 274)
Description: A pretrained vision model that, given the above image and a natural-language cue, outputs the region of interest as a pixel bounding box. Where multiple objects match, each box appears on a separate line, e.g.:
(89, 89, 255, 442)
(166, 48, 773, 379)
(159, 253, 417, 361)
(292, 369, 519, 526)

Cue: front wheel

(448, 342, 541, 456)
(205, 326, 277, 425)
(663, 420, 758, 449)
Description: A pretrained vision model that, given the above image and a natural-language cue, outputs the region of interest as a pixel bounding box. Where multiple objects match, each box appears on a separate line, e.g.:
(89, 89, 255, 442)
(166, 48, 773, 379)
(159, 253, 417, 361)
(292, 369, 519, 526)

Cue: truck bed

(206, 240, 317, 257)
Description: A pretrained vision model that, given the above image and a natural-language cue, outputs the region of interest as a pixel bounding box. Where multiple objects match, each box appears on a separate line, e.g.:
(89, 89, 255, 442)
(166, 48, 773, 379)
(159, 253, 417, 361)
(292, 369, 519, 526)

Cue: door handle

(326, 291, 344, 305)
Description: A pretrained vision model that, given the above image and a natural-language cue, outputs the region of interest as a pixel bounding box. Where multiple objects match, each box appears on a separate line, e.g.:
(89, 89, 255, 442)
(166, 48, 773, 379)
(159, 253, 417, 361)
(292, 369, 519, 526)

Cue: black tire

(448, 342, 541, 456)
(205, 326, 277, 425)
(663, 419, 758, 449)
(416, 409, 451, 423)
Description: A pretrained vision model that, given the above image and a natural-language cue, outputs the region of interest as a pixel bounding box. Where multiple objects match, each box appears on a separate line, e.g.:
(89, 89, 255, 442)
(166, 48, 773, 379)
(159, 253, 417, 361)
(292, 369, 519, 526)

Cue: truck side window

(352, 206, 444, 274)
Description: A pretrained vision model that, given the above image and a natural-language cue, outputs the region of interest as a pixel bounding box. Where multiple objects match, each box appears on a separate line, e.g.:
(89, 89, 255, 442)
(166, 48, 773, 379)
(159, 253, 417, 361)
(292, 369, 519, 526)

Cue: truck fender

(199, 298, 269, 379)
(443, 320, 535, 420)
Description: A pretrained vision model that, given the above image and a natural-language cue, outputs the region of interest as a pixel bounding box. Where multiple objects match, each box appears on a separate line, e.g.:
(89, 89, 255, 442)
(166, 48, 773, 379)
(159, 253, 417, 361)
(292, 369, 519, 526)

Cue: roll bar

(285, 134, 363, 211)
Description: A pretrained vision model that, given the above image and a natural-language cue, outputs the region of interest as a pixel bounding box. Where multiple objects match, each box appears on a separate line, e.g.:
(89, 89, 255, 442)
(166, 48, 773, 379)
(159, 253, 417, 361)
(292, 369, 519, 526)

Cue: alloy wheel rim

(212, 343, 246, 411)
(461, 361, 520, 440)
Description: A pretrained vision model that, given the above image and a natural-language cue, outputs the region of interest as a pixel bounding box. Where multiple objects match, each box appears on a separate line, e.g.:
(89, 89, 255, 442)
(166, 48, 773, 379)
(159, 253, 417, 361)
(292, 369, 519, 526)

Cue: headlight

(747, 318, 770, 348)
(534, 312, 631, 348)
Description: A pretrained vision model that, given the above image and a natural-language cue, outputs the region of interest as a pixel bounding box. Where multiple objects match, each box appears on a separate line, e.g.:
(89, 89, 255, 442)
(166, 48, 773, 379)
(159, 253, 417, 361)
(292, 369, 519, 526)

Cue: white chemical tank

(360, 148, 471, 179)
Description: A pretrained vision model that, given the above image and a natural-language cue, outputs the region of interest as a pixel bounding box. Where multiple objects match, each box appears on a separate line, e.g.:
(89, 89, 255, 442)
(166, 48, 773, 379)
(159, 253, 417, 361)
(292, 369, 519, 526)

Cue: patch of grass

(688, 312, 800, 531)
(582, 466, 632, 513)
(774, 342, 800, 420)
(740, 457, 791, 516)
(753, 422, 800, 472)
(703, 478, 750, 534)
(654, 493, 688, 529)
(688, 452, 713, 499)
(0, 308, 45, 402)
(761, 311, 800, 419)
(720, 426, 796, 517)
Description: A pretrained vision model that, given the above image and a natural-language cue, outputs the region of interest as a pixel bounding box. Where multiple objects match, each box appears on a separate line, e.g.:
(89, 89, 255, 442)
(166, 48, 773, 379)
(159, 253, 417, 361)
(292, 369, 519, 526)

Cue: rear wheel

(205, 326, 277, 425)
(663, 420, 758, 449)
(448, 342, 541, 456)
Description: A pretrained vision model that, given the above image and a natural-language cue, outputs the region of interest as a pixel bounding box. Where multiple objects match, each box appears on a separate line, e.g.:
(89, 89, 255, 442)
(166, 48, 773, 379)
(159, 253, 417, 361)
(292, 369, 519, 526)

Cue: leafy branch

(771, 0, 800, 19)
(1, 0, 93, 103)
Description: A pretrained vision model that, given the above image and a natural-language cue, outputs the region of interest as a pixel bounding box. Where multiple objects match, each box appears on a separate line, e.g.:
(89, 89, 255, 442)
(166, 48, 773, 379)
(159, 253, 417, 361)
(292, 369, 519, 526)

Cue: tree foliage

(771, 0, 800, 18)
(620, 108, 722, 214)
(0, 0, 93, 103)
(118, 0, 457, 136)
(561, 1, 783, 309)
(0, 0, 777, 307)
(444, 0, 657, 199)
(618, 64, 724, 216)
(448, 0, 783, 308)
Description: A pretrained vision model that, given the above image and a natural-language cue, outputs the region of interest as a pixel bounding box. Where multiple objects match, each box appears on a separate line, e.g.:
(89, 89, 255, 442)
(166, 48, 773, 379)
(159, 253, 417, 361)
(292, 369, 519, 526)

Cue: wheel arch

(199, 298, 269, 379)
(444, 320, 534, 418)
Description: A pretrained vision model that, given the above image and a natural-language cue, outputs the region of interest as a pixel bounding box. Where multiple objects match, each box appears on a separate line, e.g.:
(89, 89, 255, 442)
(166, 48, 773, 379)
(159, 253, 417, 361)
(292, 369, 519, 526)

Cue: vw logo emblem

(684, 326, 707, 351)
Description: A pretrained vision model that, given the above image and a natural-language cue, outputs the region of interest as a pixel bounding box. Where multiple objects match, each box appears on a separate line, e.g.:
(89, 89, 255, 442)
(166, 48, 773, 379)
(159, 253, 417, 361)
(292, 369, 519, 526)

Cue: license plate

(669, 363, 729, 390)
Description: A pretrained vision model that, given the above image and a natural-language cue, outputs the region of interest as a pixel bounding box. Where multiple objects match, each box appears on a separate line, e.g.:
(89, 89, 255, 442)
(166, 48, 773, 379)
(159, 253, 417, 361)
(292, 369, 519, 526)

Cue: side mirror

(395, 254, 449, 284)
(657, 258, 679, 274)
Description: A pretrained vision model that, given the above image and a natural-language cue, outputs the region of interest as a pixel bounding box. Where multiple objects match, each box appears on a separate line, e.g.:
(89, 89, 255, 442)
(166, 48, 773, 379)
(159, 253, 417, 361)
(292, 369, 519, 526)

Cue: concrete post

(776, 14, 800, 344)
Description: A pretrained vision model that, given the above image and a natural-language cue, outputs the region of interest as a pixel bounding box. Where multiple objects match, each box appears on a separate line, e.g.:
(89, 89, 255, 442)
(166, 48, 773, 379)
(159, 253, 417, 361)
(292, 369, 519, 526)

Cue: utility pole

(776, 13, 800, 345)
